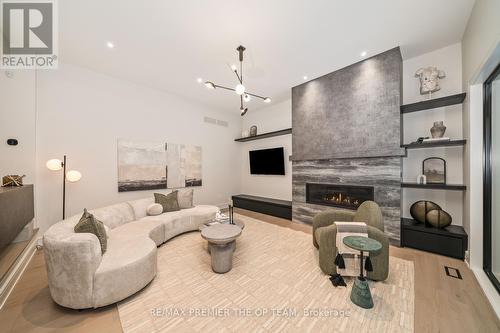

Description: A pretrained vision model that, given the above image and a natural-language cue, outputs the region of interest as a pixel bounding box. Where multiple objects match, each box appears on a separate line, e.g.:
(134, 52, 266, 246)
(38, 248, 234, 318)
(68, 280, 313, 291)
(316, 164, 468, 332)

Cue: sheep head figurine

(415, 67, 446, 95)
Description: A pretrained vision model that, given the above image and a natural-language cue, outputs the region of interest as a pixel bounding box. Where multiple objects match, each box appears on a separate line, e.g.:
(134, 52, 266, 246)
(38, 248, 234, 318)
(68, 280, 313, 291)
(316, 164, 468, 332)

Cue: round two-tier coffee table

(343, 235, 382, 309)
(201, 224, 242, 273)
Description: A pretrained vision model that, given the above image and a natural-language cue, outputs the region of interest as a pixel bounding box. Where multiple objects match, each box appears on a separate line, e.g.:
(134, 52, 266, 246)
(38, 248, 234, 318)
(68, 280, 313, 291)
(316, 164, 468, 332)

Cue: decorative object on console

(249, 125, 257, 137)
(430, 120, 447, 138)
(241, 130, 249, 138)
(423, 157, 446, 184)
(415, 66, 446, 97)
(203, 45, 271, 116)
(46, 155, 82, 219)
(118, 139, 202, 191)
(416, 175, 427, 184)
(146, 203, 163, 216)
(2, 174, 25, 187)
(426, 209, 452, 228)
(409, 200, 441, 224)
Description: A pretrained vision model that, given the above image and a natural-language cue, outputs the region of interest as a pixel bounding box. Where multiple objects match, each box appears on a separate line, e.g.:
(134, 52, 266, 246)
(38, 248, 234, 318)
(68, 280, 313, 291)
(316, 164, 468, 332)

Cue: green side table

(342, 236, 382, 309)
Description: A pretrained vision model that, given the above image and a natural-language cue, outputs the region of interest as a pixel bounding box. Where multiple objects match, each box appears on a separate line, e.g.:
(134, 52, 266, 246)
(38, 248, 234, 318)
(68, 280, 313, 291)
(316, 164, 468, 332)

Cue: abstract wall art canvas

(118, 139, 202, 192)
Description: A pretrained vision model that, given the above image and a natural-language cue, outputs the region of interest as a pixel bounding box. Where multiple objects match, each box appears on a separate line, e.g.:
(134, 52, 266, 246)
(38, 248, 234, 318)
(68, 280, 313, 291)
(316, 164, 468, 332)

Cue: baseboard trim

(0, 229, 39, 309)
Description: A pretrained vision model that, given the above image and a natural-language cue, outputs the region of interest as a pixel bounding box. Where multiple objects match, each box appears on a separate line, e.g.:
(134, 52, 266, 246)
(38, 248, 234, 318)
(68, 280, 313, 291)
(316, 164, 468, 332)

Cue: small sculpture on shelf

(409, 200, 452, 229)
(416, 175, 427, 185)
(426, 209, 452, 228)
(410, 200, 441, 224)
(249, 125, 258, 137)
(415, 66, 446, 98)
(2, 174, 25, 187)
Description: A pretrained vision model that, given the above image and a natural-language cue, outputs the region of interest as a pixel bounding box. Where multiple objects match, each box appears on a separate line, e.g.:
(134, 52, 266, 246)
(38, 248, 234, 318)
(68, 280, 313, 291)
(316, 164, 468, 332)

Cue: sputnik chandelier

(204, 45, 271, 116)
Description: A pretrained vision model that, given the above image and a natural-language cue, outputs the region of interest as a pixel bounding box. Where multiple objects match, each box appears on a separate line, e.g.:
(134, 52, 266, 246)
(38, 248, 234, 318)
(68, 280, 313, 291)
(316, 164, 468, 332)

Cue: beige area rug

(118, 214, 414, 332)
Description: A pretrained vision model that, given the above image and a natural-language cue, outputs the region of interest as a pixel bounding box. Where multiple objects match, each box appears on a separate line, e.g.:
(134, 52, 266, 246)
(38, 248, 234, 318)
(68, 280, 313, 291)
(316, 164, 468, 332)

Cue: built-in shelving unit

(400, 92, 466, 114)
(401, 139, 467, 149)
(400, 93, 468, 257)
(400, 182, 466, 191)
(234, 128, 292, 142)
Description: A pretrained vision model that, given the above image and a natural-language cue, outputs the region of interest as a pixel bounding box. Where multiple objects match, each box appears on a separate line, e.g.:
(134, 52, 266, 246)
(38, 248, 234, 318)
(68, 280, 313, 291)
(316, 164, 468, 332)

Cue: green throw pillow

(154, 191, 180, 213)
(74, 208, 108, 254)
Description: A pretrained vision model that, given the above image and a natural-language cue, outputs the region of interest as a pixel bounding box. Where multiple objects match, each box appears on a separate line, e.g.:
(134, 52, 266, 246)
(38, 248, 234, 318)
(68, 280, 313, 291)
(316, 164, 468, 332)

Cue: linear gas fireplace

(306, 183, 374, 210)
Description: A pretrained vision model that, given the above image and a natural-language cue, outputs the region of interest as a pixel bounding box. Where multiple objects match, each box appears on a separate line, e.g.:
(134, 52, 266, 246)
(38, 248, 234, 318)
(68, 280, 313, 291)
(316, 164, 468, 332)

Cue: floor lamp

(46, 155, 82, 219)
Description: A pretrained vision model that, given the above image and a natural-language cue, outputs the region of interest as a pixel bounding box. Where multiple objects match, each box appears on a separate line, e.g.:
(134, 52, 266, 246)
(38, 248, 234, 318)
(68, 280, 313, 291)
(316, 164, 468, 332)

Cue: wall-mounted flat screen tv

(249, 147, 285, 175)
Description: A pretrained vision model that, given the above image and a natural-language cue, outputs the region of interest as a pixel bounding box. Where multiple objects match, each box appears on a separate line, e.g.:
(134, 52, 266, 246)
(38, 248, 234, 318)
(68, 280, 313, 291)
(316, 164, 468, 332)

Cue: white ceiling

(59, 0, 475, 112)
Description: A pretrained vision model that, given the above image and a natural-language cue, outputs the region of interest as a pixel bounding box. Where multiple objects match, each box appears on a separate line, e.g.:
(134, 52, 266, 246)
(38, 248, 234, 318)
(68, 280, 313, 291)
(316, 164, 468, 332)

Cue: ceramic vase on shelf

(430, 121, 446, 138)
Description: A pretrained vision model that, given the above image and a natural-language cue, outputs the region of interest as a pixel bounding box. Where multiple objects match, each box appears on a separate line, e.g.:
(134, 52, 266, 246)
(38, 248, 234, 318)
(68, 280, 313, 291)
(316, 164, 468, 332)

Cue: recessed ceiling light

(303, 76, 308, 80)
(360, 51, 367, 57)
(196, 78, 203, 83)
(106, 41, 115, 49)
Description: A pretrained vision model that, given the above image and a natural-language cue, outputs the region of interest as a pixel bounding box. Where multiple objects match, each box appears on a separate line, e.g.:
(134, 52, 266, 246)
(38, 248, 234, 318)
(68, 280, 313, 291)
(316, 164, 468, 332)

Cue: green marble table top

(343, 236, 382, 252)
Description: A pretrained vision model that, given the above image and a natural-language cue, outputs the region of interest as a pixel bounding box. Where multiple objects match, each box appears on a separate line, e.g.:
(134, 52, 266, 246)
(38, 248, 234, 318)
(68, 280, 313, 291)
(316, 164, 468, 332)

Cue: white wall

(0, 71, 36, 185)
(461, 0, 500, 319)
(239, 99, 292, 201)
(401, 43, 464, 226)
(35, 63, 242, 233)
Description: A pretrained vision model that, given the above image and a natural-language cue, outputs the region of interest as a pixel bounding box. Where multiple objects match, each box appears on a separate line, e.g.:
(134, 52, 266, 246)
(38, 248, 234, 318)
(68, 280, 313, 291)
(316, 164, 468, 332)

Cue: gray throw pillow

(154, 191, 180, 213)
(74, 208, 107, 254)
(177, 189, 194, 209)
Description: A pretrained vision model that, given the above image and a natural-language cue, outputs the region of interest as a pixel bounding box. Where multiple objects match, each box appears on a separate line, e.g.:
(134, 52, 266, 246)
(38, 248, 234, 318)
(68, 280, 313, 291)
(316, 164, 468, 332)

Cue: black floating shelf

(235, 128, 292, 142)
(401, 182, 466, 191)
(401, 93, 466, 114)
(401, 139, 466, 149)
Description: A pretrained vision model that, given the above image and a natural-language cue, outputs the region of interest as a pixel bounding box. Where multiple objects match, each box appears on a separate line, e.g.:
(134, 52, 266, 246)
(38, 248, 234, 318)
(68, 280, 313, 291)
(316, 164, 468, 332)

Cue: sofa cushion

(155, 191, 180, 213)
(177, 189, 194, 209)
(181, 205, 219, 225)
(127, 197, 154, 219)
(147, 203, 163, 216)
(90, 202, 135, 229)
(113, 218, 165, 246)
(93, 232, 156, 308)
(163, 205, 219, 241)
(74, 209, 107, 254)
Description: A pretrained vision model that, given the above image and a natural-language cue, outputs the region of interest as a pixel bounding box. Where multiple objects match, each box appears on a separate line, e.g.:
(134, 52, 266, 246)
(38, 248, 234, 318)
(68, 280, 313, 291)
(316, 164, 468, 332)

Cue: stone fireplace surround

(291, 47, 403, 245)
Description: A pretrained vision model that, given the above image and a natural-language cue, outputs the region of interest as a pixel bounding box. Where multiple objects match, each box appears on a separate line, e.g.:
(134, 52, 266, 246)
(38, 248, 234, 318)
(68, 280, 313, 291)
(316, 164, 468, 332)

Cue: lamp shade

(46, 159, 63, 171)
(66, 170, 82, 182)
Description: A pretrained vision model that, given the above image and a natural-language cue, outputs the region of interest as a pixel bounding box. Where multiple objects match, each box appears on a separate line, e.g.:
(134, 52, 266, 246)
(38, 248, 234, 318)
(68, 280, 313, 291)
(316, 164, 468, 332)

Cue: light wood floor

(1, 208, 499, 333)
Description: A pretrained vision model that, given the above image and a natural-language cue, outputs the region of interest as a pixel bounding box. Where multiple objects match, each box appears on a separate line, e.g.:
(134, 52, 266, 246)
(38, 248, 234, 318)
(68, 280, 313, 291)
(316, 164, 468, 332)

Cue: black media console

(401, 218, 468, 259)
(232, 194, 292, 220)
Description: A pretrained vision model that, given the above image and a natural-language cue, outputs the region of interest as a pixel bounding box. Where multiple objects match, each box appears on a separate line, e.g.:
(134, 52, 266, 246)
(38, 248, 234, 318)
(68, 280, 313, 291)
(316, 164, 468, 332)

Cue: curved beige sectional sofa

(43, 197, 218, 309)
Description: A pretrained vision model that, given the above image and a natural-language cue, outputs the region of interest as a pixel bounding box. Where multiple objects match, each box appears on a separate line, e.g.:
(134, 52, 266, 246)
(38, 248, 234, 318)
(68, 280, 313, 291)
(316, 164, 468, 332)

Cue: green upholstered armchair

(313, 201, 389, 281)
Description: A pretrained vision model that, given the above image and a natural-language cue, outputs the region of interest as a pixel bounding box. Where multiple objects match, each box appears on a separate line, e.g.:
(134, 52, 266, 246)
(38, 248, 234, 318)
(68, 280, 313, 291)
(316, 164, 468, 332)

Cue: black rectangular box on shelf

(401, 218, 468, 259)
